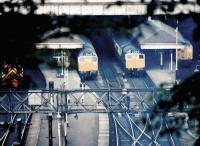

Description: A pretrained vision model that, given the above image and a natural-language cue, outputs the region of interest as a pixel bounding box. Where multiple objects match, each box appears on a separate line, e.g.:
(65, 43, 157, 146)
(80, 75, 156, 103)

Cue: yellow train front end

(78, 56, 98, 78)
(125, 52, 145, 76)
(177, 45, 193, 66)
(177, 45, 193, 60)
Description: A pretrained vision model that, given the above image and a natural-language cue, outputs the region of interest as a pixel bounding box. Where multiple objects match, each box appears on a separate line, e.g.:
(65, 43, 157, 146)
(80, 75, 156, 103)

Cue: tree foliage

(150, 72, 200, 145)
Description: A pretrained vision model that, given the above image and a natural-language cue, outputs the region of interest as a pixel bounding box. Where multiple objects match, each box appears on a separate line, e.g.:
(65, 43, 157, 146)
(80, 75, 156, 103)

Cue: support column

(122, 73, 127, 82)
(170, 51, 173, 71)
(160, 51, 163, 69)
(64, 113, 68, 143)
(108, 91, 111, 107)
(50, 93, 54, 109)
(61, 50, 64, 76)
(80, 82, 85, 104)
(57, 113, 63, 146)
(48, 113, 53, 146)
(55, 94, 58, 111)
(175, 22, 178, 71)
(175, 49, 178, 71)
(184, 114, 189, 128)
(16, 118, 22, 144)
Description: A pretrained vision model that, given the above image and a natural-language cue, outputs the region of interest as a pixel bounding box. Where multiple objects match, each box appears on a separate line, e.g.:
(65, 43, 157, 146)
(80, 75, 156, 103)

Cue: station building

(129, 18, 193, 71)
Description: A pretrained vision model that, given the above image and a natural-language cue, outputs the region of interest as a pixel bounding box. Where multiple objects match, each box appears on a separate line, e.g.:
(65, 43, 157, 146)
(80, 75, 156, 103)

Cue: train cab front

(125, 52, 145, 76)
(78, 56, 98, 79)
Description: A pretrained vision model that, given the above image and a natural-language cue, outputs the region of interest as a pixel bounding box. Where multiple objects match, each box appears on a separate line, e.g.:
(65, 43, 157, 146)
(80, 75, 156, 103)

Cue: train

(77, 36, 98, 79)
(177, 41, 193, 66)
(111, 33, 145, 76)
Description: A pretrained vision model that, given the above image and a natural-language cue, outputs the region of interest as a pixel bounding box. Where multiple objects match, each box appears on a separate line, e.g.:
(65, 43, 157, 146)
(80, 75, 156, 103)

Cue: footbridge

(1, 0, 200, 15)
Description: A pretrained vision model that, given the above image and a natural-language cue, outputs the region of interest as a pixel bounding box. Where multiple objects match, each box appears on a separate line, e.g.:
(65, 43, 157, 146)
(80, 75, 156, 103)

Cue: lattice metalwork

(0, 88, 156, 114)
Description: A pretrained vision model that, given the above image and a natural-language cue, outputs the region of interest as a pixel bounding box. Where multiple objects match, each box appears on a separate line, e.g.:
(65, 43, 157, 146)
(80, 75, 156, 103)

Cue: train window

(139, 54, 144, 59)
(92, 57, 97, 62)
(127, 54, 132, 59)
(79, 57, 84, 62)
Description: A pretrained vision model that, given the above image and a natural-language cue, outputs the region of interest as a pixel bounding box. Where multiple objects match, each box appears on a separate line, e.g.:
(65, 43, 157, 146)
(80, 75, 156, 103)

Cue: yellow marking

(78, 63, 98, 72)
(126, 59, 145, 69)
(178, 46, 193, 60)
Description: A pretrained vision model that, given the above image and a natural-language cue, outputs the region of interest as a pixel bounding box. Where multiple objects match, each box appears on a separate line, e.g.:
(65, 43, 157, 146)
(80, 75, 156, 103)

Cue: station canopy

(129, 19, 192, 50)
(35, 28, 83, 49)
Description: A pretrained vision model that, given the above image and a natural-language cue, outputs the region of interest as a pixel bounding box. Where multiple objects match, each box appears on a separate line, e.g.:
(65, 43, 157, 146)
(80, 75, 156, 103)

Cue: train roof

(78, 36, 97, 56)
(112, 33, 140, 53)
(80, 36, 94, 50)
(129, 19, 192, 49)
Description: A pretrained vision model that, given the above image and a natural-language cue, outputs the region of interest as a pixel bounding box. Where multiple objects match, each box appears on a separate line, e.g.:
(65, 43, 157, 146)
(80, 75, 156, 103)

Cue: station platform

(25, 59, 109, 146)
(98, 113, 109, 146)
(25, 114, 41, 146)
(146, 68, 176, 88)
(146, 65, 196, 88)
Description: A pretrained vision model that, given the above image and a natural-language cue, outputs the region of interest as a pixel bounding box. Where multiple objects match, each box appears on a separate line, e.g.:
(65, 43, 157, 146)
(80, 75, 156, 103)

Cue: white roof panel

(36, 37, 83, 49)
(129, 19, 192, 49)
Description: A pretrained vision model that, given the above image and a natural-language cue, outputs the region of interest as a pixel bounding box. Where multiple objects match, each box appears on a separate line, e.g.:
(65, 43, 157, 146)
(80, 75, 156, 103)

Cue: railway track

(97, 56, 180, 146)
(128, 74, 181, 146)
(98, 58, 139, 146)
(125, 76, 162, 146)
(86, 33, 187, 145)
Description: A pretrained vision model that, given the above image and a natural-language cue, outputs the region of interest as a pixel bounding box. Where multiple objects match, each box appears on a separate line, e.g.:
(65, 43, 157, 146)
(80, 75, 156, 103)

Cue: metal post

(55, 93, 58, 111)
(122, 73, 127, 82)
(64, 74, 68, 143)
(8, 90, 12, 111)
(170, 51, 173, 71)
(175, 21, 178, 71)
(16, 118, 22, 144)
(160, 51, 163, 68)
(64, 113, 68, 142)
(61, 50, 64, 76)
(81, 83, 85, 104)
(175, 48, 178, 71)
(108, 91, 111, 107)
(49, 81, 54, 109)
(48, 113, 53, 146)
(122, 88, 127, 109)
(127, 96, 130, 109)
(57, 112, 63, 146)
(50, 93, 54, 109)
(65, 56, 69, 89)
(184, 114, 189, 128)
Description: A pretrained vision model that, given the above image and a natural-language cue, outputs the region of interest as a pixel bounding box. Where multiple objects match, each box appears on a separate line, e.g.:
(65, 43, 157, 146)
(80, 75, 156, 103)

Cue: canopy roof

(129, 19, 192, 50)
(36, 28, 83, 49)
